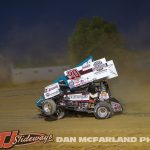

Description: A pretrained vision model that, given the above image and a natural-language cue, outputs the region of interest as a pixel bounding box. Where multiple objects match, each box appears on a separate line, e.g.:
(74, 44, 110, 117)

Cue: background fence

(11, 65, 70, 83)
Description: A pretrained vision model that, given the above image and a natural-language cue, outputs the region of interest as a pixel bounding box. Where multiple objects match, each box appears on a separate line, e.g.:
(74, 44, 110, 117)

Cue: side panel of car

(44, 83, 60, 99)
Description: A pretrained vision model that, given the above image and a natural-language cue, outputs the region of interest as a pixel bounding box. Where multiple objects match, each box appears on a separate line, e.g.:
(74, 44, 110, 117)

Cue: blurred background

(0, 0, 149, 84)
(0, 2, 150, 149)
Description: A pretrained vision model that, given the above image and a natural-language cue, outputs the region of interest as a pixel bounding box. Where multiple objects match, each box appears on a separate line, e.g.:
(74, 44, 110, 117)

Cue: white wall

(11, 65, 70, 83)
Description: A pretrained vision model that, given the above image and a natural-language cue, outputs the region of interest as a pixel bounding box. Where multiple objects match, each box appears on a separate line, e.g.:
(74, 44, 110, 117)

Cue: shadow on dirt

(37, 111, 95, 121)
(123, 112, 150, 117)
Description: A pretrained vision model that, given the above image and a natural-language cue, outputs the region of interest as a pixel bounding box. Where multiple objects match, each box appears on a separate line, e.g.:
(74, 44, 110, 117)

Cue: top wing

(64, 57, 117, 89)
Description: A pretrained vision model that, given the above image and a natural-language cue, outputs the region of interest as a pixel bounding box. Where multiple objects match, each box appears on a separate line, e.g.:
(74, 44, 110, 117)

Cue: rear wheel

(94, 102, 113, 119)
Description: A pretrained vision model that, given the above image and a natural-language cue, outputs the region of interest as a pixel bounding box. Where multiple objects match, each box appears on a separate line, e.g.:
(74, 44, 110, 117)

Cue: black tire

(42, 99, 56, 116)
(55, 107, 65, 120)
(94, 102, 113, 119)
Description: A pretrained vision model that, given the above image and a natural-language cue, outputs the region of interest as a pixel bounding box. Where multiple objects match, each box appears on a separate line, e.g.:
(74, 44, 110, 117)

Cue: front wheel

(45, 107, 65, 121)
(42, 99, 56, 116)
(94, 102, 113, 119)
(54, 107, 65, 120)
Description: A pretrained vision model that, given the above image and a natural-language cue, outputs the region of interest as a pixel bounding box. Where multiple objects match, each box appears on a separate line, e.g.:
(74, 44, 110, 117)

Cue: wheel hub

(43, 103, 52, 113)
(97, 107, 108, 118)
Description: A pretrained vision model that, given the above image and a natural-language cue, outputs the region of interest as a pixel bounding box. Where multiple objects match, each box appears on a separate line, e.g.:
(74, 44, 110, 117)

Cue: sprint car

(36, 56, 123, 120)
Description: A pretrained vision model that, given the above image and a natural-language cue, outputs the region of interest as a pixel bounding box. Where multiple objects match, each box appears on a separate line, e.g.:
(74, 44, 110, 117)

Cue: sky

(0, 0, 150, 60)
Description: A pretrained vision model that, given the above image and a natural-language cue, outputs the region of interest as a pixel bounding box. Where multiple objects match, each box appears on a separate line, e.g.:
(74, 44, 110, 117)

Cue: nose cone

(35, 95, 45, 107)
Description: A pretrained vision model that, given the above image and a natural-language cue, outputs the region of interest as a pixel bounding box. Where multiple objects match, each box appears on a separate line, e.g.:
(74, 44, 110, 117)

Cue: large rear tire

(94, 102, 113, 119)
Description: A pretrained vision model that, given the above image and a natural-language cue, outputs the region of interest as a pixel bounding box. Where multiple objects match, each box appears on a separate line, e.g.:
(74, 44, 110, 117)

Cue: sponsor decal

(44, 83, 60, 98)
(67, 69, 81, 79)
(44, 91, 60, 98)
(68, 81, 74, 88)
(82, 63, 91, 71)
(44, 90, 60, 99)
(80, 79, 85, 85)
(111, 102, 123, 112)
(45, 84, 59, 92)
(0, 130, 53, 149)
(65, 94, 90, 101)
(79, 68, 93, 75)
(93, 68, 108, 76)
(93, 61, 107, 72)
(74, 79, 81, 86)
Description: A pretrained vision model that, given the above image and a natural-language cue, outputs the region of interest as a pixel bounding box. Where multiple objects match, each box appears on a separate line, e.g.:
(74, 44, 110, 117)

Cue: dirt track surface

(0, 74, 150, 150)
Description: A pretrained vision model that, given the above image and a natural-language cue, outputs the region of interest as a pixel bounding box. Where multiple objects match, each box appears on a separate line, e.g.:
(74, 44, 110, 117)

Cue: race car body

(36, 56, 123, 120)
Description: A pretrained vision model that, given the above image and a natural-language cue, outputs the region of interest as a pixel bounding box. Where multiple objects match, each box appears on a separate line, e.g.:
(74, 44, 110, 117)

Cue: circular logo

(93, 61, 103, 71)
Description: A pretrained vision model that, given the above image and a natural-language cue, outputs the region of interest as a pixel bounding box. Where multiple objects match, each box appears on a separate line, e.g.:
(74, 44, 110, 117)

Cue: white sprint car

(36, 56, 123, 120)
